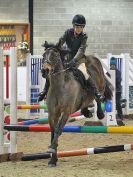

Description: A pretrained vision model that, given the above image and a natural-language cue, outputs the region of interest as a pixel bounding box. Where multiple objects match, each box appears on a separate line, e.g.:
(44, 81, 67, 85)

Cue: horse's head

(42, 45, 61, 70)
(42, 41, 69, 73)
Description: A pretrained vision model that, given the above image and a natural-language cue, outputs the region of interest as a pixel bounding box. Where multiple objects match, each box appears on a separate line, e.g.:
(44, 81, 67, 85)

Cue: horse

(41, 41, 113, 167)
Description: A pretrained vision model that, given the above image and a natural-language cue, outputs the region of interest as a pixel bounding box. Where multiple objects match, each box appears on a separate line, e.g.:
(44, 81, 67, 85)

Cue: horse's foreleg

(48, 113, 69, 167)
(47, 126, 59, 167)
(51, 115, 68, 148)
(50, 130, 54, 144)
(47, 112, 62, 167)
(48, 128, 58, 167)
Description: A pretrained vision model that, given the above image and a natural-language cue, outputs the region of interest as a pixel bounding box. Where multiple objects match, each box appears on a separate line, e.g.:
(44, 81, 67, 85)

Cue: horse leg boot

(38, 78, 50, 101)
(47, 128, 58, 167)
(86, 77, 104, 119)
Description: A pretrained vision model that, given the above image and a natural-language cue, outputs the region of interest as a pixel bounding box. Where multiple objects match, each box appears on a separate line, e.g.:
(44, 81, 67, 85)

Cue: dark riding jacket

(57, 28, 88, 62)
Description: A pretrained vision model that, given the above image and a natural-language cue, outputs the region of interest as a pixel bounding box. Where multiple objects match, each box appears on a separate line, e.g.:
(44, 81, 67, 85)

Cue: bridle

(42, 47, 70, 76)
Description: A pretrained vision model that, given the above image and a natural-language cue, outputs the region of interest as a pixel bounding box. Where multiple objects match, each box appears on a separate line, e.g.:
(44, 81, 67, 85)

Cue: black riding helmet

(72, 14, 86, 27)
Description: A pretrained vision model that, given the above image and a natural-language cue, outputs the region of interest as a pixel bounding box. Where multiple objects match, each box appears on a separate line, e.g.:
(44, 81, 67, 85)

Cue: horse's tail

(103, 77, 114, 102)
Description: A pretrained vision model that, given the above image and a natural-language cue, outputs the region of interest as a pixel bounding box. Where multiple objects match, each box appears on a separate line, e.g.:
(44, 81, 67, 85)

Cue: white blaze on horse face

(43, 63, 52, 70)
(43, 51, 52, 70)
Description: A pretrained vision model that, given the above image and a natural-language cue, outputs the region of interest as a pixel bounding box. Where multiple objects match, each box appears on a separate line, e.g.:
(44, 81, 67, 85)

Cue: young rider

(38, 14, 103, 102)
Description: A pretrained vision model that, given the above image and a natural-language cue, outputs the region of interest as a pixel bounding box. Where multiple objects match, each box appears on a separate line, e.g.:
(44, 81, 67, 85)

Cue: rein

(50, 67, 70, 76)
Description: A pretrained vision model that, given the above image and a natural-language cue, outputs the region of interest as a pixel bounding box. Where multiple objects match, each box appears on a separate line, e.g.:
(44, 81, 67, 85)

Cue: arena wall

(0, 0, 133, 57)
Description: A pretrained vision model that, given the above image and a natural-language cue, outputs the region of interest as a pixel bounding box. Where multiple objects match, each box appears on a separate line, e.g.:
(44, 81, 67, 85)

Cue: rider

(38, 14, 103, 102)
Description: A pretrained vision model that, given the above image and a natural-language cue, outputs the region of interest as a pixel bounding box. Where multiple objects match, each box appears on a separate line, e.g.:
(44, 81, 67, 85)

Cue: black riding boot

(86, 77, 104, 102)
(38, 78, 50, 102)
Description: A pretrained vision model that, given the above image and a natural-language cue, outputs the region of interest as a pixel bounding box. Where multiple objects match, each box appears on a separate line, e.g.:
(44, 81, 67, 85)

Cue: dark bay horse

(42, 42, 113, 167)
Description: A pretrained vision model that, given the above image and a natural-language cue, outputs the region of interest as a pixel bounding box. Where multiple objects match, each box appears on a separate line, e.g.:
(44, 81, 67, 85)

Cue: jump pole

(18, 115, 85, 125)
(21, 143, 133, 161)
(5, 113, 84, 126)
(17, 104, 82, 117)
(17, 104, 47, 110)
(4, 125, 133, 134)
(1, 143, 133, 162)
(18, 117, 48, 125)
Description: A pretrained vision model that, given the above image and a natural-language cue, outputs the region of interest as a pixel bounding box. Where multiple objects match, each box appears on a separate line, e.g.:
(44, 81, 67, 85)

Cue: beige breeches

(78, 63, 90, 80)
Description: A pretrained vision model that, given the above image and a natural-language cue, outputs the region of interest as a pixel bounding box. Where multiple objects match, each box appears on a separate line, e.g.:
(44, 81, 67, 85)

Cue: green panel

(38, 118, 48, 124)
(40, 104, 48, 109)
(81, 126, 108, 133)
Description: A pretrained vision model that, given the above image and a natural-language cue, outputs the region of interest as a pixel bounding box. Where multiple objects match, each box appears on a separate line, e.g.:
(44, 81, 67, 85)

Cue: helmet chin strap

(74, 28, 83, 36)
(74, 31, 81, 37)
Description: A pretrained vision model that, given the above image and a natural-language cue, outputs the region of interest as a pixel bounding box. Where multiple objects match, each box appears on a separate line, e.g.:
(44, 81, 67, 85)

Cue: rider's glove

(67, 58, 77, 68)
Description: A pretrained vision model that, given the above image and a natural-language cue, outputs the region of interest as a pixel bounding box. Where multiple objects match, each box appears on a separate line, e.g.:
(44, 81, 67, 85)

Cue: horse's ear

(42, 41, 49, 48)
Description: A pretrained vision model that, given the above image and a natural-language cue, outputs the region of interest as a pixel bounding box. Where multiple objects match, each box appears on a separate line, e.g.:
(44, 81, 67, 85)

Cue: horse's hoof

(117, 119, 125, 126)
(48, 163, 57, 167)
(97, 112, 105, 119)
(48, 153, 58, 167)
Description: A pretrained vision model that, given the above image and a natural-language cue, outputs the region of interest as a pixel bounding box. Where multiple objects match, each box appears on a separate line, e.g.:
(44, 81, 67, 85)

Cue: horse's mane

(42, 41, 70, 63)
(42, 41, 56, 50)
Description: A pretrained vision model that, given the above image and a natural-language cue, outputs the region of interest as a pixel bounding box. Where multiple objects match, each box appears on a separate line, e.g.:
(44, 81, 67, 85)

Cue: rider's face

(74, 25, 84, 35)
